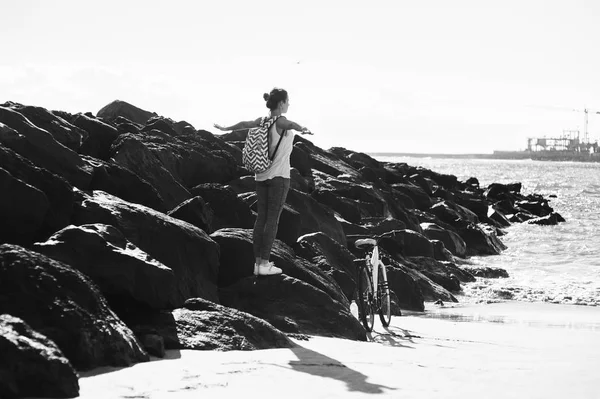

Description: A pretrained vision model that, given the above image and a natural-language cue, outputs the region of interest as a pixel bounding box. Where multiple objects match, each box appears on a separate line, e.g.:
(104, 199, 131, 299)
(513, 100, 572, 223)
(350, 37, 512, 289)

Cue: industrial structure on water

(493, 108, 600, 162)
(373, 108, 600, 162)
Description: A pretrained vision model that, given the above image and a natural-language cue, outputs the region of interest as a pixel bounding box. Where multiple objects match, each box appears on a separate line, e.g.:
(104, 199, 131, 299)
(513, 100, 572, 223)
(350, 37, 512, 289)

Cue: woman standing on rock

(214, 88, 313, 276)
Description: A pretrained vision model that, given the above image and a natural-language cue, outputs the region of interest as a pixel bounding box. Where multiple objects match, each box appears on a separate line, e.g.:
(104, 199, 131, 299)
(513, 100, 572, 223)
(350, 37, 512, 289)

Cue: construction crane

(526, 107, 600, 154)
(582, 108, 600, 145)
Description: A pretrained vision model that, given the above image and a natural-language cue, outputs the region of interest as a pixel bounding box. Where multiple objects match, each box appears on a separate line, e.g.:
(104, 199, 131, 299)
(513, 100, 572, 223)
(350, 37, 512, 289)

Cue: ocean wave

(459, 278, 600, 307)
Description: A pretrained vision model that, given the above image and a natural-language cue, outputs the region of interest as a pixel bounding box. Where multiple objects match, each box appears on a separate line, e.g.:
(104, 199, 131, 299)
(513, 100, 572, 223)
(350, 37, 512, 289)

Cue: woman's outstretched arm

(214, 117, 262, 132)
(276, 116, 313, 135)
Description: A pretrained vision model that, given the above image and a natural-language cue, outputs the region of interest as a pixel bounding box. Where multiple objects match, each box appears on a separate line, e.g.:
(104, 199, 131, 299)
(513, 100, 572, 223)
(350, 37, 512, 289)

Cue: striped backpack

(242, 115, 284, 173)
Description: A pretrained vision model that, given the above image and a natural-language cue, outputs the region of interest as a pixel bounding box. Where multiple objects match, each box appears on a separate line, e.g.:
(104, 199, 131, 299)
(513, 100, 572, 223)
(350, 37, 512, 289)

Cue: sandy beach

(70, 301, 600, 399)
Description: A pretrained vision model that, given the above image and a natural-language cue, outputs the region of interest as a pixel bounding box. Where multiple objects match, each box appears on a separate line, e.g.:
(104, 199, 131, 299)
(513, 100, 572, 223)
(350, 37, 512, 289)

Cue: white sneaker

(253, 263, 258, 276)
(256, 262, 282, 276)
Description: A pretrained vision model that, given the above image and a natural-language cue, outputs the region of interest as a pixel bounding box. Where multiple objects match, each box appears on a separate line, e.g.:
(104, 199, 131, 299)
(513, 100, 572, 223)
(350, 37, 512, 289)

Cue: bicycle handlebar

(347, 230, 400, 243)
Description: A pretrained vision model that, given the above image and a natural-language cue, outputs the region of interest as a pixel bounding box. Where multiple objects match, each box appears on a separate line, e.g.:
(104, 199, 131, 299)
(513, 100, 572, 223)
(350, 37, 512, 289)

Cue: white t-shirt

(255, 122, 295, 181)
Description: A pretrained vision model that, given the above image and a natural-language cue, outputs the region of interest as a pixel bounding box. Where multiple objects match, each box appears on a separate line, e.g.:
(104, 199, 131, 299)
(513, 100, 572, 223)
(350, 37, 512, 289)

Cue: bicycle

(350, 232, 395, 332)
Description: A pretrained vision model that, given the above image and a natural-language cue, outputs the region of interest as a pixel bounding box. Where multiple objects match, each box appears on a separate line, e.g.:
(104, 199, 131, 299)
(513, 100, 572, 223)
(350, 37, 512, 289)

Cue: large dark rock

(340, 219, 370, 238)
(33, 224, 176, 311)
(276, 203, 302, 247)
(487, 205, 512, 227)
(293, 137, 360, 178)
(0, 143, 74, 239)
(391, 183, 433, 211)
(457, 223, 507, 256)
(0, 314, 79, 399)
(97, 100, 158, 125)
(226, 175, 256, 194)
(110, 133, 192, 210)
(0, 167, 49, 245)
(0, 244, 148, 370)
(83, 155, 167, 212)
(2, 102, 86, 151)
(72, 113, 120, 160)
(392, 257, 458, 304)
(311, 189, 364, 223)
(382, 164, 411, 185)
(517, 199, 553, 217)
(363, 203, 423, 234)
(431, 239, 454, 261)
(526, 212, 565, 225)
(142, 116, 181, 137)
(295, 232, 357, 302)
(453, 192, 489, 221)
(290, 143, 312, 176)
(484, 182, 522, 201)
(286, 188, 346, 246)
(430, 200, 479, 226)
(313, 178, 392, 221)
(220, 276, 366, 341)
(329, 148, 383, 171)
(379, 260, 426, 311)
(318, 178, 386, 214)
(408, 173, 433, 196)
(168, 196, 214, 234)
(405, 256, 475, 292)
(396, 229, 435, 258)
(362, 217, 406, 235)
(128, 298, 293, 351)
(0, 114, 93, 189)
(420, 222, 467, 258)
(72, 190, 220, 306)
(190, 183, 254, 230)
(460, 265, 509, 278)
(192, 128, 244, 167)
(419, 169, 459, 191)
(362, 228, 434, 258)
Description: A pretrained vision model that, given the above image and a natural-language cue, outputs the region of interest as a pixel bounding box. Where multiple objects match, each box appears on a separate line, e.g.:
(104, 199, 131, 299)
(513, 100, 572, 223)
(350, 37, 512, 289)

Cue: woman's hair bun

(263, 88, 288, 110)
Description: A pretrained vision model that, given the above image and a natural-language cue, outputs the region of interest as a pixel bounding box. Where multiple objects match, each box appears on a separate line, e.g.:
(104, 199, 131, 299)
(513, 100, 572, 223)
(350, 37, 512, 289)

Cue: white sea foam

(373, 156, 600, 307)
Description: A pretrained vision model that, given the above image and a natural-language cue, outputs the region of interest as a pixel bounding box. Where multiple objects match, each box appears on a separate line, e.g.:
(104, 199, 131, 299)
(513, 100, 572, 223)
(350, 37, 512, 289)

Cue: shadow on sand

(287, 342, 396, 394)
(79, 349, 183, 378)
(367, 325, 420, 348)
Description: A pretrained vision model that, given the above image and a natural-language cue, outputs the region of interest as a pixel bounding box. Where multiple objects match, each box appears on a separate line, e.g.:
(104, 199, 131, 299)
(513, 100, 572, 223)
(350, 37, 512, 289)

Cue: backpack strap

(270, 129, 286, 161)
(264, 116, 285, 161)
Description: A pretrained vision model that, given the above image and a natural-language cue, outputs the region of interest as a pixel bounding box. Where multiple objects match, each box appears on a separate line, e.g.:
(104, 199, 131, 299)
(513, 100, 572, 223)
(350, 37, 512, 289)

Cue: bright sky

(2, 0, 600, 153)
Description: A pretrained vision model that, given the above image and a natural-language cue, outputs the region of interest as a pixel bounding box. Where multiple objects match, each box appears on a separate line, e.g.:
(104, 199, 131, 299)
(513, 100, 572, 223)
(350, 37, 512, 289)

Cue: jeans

(253, 177, 291, 260)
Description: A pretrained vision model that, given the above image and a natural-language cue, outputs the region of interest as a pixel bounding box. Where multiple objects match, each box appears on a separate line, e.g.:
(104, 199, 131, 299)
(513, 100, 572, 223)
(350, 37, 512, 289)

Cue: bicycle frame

(367, 244, 388, 305)
(369, 244, 380, 298)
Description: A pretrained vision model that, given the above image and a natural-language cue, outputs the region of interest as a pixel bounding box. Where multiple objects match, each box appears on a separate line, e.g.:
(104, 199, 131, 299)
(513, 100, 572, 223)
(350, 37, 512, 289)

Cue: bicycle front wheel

(378, 263, 392, 327)
(356, 266, 374, 332)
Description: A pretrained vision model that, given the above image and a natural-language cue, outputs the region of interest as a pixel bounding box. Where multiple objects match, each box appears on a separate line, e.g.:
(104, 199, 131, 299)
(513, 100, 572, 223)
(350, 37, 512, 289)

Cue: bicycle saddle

(355, 238, 376, 249)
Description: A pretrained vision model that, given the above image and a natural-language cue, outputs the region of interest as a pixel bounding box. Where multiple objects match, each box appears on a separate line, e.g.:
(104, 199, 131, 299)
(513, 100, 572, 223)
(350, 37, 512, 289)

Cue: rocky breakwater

(0, 100, 563, 398)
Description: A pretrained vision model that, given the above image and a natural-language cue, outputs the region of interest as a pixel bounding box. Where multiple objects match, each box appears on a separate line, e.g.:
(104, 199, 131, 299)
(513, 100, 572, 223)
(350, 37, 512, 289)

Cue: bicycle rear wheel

(356, 265, 374, 332)
(378, 264, 392, 327)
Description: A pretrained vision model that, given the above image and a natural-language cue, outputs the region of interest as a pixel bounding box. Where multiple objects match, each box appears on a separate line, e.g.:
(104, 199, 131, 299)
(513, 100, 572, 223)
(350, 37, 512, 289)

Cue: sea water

(371, 156, 600, 307)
